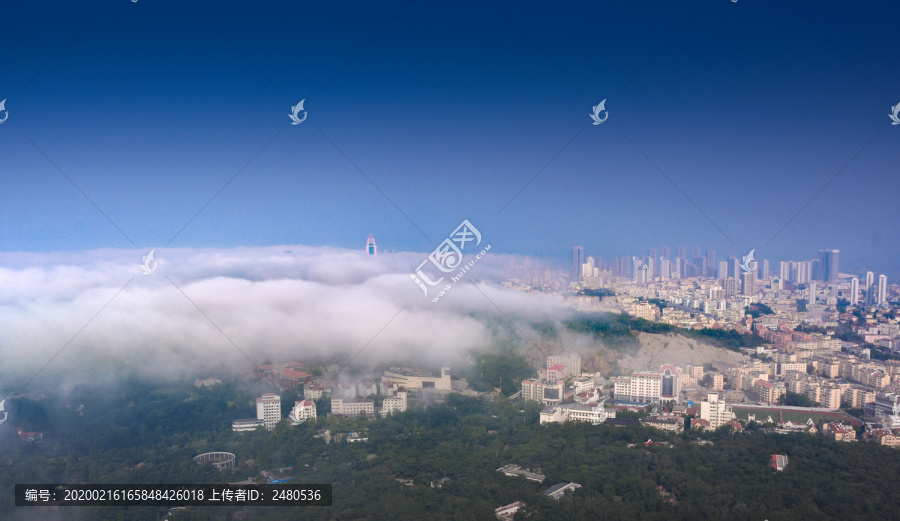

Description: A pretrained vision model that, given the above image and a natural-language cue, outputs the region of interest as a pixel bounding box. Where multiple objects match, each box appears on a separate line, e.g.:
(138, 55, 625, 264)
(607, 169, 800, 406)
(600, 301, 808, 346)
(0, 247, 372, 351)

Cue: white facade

(232, 418, 265, 432)
(382, 367, 451, 391)
(382, 390, 408, 415)
(699, 392, 732, 430)
(289, 399, 317, 425)
(256, 393, 281, 430)
(331, 398, 375, 417)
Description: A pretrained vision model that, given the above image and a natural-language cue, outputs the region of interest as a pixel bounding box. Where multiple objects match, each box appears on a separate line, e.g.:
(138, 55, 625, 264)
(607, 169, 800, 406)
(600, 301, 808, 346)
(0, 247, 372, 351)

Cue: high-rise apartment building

(718, 260, 728, 280)
(706, 250, 716, 276)
(819, 249, 839, 282)
(256, 393, 282, 431)
(759, 259, 770, 281)
(638, 264, 650, 285)
(741, 271, 756, 296)
(700, 393, 733, 430)
(366, 235, 377, 255)
(572, 247, 584, 278)
(661, 246, 671, 260)
(850, 277, 859, 306)
(878, 275, 887, 306)
(780, 261, 790, 282)
(866, 271, 875, 305)
(676, 246, 686, 259)
(724, 277, 737, 298)
(809, 281, 817, 306)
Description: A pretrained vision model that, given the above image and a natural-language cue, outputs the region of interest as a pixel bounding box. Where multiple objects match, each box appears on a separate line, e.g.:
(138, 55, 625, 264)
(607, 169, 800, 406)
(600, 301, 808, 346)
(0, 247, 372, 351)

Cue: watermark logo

(140, 249, 157, 275)
(0, 99, 8, 124)
(0, 399, 7, 425)
(410, 220, 491, 302)
(289, 99, 307, 125)
(890, 402, 900, 426)
(589, 99, 608, 125)
(293, 401, 309, 425)
(591, 398, 607, 425)
(740, 249, 757, 274)
(890, 102, 900, 126)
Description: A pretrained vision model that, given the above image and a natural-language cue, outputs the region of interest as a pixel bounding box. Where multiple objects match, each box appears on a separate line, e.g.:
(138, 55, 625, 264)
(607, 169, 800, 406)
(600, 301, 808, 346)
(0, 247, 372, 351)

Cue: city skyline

(572, 244, 896, 284)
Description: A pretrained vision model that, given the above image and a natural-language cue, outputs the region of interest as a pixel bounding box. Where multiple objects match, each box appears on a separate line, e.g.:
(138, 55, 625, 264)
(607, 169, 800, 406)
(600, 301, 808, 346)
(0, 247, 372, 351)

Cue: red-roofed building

(691, 418, 710, 430)
(771, 454, 788, 471)
(17, 427, 43, 442)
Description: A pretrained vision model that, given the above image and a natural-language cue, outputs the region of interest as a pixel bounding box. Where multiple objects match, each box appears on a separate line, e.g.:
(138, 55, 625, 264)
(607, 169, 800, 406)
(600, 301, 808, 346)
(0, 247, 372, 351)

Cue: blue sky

(1, 0, 899, 276)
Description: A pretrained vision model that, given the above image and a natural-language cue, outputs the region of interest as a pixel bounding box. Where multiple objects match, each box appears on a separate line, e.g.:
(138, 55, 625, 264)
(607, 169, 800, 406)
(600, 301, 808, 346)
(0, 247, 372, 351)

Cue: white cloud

(0, 246, 569, 389)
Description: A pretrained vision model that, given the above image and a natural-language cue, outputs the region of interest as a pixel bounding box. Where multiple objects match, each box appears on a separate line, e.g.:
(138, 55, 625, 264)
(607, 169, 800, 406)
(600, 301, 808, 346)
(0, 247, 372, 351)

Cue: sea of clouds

(0, 246, 573, 391)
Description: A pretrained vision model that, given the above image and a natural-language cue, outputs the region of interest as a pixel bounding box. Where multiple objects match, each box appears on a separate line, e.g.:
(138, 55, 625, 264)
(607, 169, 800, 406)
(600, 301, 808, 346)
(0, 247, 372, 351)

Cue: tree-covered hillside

(1, 381, 897, 520)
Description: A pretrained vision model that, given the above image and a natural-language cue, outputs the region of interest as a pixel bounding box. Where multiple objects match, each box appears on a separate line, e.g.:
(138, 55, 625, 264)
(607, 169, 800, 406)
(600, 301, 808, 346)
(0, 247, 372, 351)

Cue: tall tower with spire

(366, 235, 377, 255)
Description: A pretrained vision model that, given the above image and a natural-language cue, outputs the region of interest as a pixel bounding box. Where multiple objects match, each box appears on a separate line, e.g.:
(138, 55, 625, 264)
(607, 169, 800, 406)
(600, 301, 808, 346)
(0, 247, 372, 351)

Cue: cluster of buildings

(233, 365, 454, 432)
(561, 247, 898, 349)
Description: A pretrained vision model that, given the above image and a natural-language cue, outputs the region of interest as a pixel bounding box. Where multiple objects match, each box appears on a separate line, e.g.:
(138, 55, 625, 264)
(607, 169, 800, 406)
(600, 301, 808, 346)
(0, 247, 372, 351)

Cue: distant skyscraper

(660, 258, 670, 280)
(759, 259, 770, 281)
(585, 256, 595, 277)
(572, 247, 584, 278)
(810, 259, 820, 282)
(706, 250, 716, 275)
(632, 257, 643, 283)
(724, 277, 737, 298)
(809, 281, 817, 305)
(866, 271, 875, 305)
(779, 261, 790, 282)
(718, 260, 728, 280)
(728, 256, 740, 280)
(692, 246, 701, 259)
(878, 275, 887, 306)
(819, 249, 839, 282)
(792, 261, 811, 284)
(850, 277, 859, 306)
(644, 257, 655, 279)
(639, 264, 650, 285)
(741, 271, 756, 295)
(366, 234, 377, 255)
(661, 247, 671, 260)
(676, 246, 686, 259)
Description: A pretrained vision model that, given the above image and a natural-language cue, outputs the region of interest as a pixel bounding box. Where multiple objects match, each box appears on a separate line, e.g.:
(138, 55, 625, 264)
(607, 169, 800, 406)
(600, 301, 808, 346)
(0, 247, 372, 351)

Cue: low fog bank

(0, 246, 573, 392)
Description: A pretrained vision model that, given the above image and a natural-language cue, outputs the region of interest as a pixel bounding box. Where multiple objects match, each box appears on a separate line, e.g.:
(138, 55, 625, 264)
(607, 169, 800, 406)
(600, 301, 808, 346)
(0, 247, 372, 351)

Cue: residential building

(289, 400, 317, 425)
(546, 355, 582, 379)
(700, 393, 733, 430)
(382, 390, 408, 415)
(522, 379, 564, 405)
(330, 398, 375, 417)
(641, 416, 683, 432)
(232, 418, 265, 432)
(256, 393, 281, 430)
(822, 422, 857, 442)
(382, 367, 451, 391)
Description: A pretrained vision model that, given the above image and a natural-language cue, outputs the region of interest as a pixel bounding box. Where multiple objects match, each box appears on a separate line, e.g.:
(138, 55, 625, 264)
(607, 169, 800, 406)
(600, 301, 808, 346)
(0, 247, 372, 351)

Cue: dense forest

(2, 380, 899, 520)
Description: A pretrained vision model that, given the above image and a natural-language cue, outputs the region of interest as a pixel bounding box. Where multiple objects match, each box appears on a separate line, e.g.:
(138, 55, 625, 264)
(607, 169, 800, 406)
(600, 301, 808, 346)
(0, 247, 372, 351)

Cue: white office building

(256, 393, 282, 430)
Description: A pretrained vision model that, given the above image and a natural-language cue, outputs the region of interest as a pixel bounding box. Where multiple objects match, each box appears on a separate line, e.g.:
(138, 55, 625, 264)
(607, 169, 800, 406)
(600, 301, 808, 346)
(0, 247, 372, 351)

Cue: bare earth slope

(617, 332, 748, 371)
